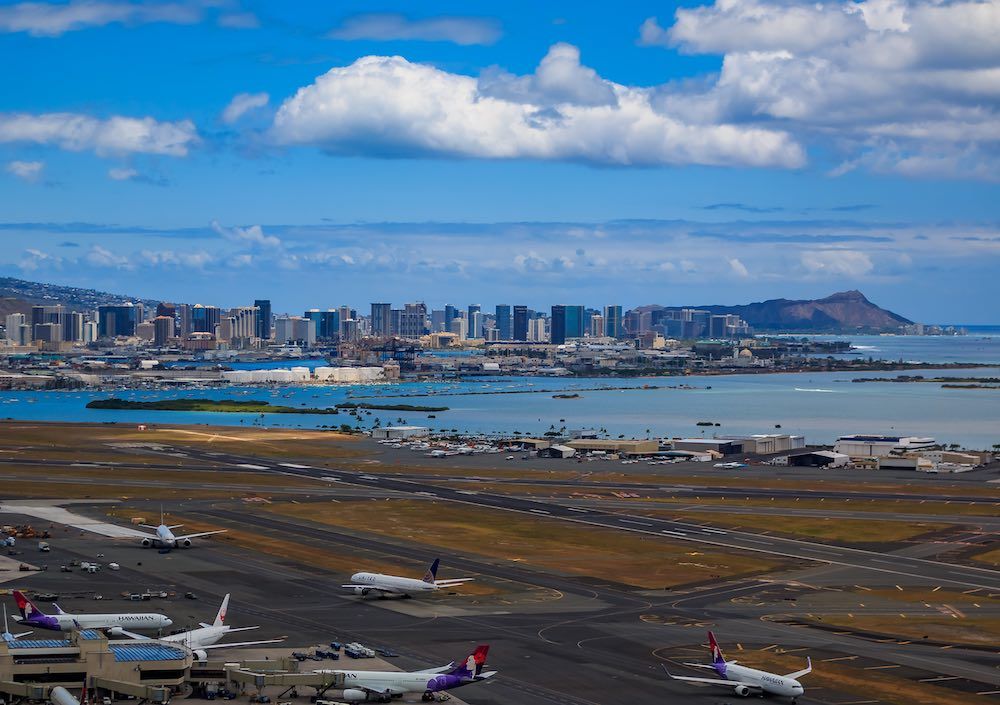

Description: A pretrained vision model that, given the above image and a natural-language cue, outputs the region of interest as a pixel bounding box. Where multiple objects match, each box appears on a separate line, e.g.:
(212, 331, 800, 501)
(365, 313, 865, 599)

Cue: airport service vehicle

(136, 511, 226, 550)
(117, 593, 285, 659)
(665, 631, 810, 703)
(316, 644, 495, 703)
(12, 590, 172, 633)
(343, 559, 473, 598)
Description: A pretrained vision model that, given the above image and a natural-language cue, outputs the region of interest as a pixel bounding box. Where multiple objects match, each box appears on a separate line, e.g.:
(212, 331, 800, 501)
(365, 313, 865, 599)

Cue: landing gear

(421, 693, 433, 702)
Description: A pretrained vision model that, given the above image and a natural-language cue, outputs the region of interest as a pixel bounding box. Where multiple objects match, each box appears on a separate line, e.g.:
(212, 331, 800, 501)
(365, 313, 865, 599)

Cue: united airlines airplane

(665, 631, 811, 702)
(136, 512, 226, 550)
(343, 558, 474, 598)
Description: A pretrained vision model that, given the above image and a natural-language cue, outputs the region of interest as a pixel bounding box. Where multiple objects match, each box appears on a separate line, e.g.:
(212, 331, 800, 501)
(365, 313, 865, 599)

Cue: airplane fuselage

(722, 663, 804, 699)
(349, 572, 437, 595)
(17, 612, 172, 632)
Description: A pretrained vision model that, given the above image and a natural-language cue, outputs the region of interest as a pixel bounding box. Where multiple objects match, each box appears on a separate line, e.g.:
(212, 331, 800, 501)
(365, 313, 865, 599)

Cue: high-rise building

(153, 316, 174, 346)
(254, 299, 272, 340)
(470, 311, 484, 339)
(370, 303, 392, 337)
(97, 304, 140, 338)
(513, 305, 528, 341)
(62, 312, 84, 342)
(590, 314, 605, 338)
(444, 305, 458, 331)
(136, 321, 156, 342)
(178, 304, 193, 337)
(230, 307, 259, 346)
(528, 317, 548, 342)
(190, 304, 221, 335)
(274, 316, 316, 347)
(5, 313, 27, 344)
(341, 318, 359, 342)
(156, 302, 177, 319)
(603, 305, 623, 338)
(550, 304, 584, 344)
(83, 320, 98, 343)
(33, 322, 62, 343)
(449, 317, 467, 340)
(399, 303, 427, 338)
(495, 305, 511, 340)
(31, 305, 64, 329)
(430, 309, 446, 333)
(467, 305, 481, 336)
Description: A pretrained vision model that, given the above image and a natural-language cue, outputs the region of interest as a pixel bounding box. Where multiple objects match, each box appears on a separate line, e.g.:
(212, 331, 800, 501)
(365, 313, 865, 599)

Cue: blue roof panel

(10, 639, 73, 648)
(110, 644, 186, 662)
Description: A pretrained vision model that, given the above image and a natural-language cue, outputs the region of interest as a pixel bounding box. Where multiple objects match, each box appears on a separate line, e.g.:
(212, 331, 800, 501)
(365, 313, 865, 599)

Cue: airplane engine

(353, 587, 370, 596)
(106, 627, 124, 636)
(181, 538, 193, 548)
(733, 685, 752, 697)
(192, 649, 208, 662)
(340, 689, 368, 702)
(141, 538, 153, 548)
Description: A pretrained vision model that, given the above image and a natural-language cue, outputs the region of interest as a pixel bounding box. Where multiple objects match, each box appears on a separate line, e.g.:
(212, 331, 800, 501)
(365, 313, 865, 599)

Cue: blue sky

(0, 0, 997, 322)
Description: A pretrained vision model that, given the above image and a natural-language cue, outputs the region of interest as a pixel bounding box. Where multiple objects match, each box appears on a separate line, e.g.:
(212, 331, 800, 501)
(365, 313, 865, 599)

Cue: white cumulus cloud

(0, 112, 197, 156)
(270, 47, 805, 168)
(641, 0, 1000, 179)
(221, 92, 269, 124)
(211, 221, 282, 248)
(6, 160, 44, 182)
(328, 13, 501, 45)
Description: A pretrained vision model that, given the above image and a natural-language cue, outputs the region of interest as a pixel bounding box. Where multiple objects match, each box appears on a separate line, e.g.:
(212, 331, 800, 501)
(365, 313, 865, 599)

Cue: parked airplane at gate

(136, 511, 226, 550)
(342, 559, 474, 597)
(2, 610, 31, 642)
(665, 631, 810, 703)
(316, 644, 495, 702)
(117, 594, 285, 659)
(12, 590, 172, 633)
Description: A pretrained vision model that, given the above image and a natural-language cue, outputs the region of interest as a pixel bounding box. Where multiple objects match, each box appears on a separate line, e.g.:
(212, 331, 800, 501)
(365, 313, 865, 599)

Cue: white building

(371, 426, 429, 440)
(834, 435, 937, 458)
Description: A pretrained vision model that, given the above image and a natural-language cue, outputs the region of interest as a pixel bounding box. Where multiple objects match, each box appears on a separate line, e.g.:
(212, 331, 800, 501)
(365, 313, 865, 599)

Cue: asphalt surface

(3, 439, 998, 705)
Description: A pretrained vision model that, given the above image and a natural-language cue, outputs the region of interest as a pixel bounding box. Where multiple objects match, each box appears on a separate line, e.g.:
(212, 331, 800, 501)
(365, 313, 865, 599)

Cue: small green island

(87, 398, 341, 414)
(335, 402, 450, 412)
(86, 398, 450, 414)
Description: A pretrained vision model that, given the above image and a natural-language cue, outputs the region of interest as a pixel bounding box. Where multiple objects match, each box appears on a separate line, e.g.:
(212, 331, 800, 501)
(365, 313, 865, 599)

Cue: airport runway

(162, 446, 1000, 593)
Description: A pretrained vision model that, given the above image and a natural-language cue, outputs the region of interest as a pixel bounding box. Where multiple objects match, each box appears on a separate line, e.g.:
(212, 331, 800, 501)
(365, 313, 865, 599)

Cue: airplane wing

(174, 530, 228, 541)
(663, 667, 761, 692)
(341, 585, 404, 595)
(197, 637, 287, 650)
(784, 656, 812, 680)
(433, 578, 475, 586)
(115, 629, 153, 641)
(682, 662, 720, 670)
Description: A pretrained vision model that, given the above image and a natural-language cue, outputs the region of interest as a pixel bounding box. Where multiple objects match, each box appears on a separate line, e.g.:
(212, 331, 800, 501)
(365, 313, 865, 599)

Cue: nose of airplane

(163, 618, 173, 626)
(792, 684, 804, 694)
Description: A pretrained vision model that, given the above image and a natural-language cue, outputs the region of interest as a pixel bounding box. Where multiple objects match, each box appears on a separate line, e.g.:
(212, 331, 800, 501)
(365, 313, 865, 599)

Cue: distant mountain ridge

(640, 290, 911, 332)
(0, 276, 158, 313)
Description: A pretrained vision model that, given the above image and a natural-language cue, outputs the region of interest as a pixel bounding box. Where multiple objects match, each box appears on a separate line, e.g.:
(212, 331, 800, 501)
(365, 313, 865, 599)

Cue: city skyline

(1, 1, 998, 322)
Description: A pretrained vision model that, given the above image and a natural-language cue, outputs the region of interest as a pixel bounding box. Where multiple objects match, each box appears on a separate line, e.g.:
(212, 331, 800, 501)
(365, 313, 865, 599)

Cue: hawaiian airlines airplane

(665, 631, 810, 702)
(342, 558, 474, 597)
(12, 590, 172, 633)
(316, 644, 495, 702)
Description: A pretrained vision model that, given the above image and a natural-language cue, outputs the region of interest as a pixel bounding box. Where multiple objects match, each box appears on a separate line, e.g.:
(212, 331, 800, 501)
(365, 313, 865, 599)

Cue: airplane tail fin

(708, 631, 726, 665)
(449, 645, 489, 677)
(213, 594, 230, 627)
(13, 590, 44, 619)
(422, 558, 441, 584)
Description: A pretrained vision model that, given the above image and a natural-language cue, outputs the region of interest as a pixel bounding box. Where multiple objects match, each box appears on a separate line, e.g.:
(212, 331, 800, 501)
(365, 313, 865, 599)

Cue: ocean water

(787, 331, 1000, 364)
(2, 366, 999, 449)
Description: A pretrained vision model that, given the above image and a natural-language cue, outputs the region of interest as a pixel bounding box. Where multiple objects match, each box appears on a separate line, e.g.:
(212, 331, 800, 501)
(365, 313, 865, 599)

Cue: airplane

(664, 631, 810, 703)
(115, 594, 286, 659)
(316, 644, 495, 702)
(11, 590, 172, 633)
(342, 558, 474, 598)
(136, 510, 227, 550)
(2, 610, 32, 642)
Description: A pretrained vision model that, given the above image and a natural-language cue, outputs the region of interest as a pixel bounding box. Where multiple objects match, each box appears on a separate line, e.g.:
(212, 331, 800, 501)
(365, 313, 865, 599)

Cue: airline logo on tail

(422, 559, 441, 584)
(452, 645, 489, 677)
(213, 594, 230, 627)
(13, 590, 40, 619)
(707, 631, 727, 677)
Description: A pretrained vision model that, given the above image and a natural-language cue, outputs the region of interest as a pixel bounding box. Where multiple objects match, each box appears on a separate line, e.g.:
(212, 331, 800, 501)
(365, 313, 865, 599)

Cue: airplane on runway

(316, 644, 495, 702)
(665, 631, 810, 703)
(136, 510, 227, 550)
(115, 594, 285, 659)
(12, 590, 172, 633)
(342, 558, 474, 598)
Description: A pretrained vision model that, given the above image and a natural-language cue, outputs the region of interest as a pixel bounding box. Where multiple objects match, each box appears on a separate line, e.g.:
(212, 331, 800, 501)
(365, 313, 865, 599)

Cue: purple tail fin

(422, 559, 440, 584)
(448, 645, 489, 677)
(708, 631, 727, 677)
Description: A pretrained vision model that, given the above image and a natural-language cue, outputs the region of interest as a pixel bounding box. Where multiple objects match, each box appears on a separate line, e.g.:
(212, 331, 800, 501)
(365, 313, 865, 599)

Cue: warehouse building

(833, 435, 936, 458)
(566, 439, 659, 456)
